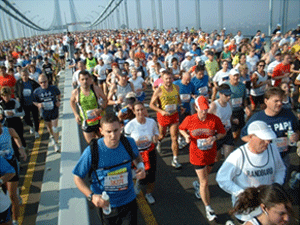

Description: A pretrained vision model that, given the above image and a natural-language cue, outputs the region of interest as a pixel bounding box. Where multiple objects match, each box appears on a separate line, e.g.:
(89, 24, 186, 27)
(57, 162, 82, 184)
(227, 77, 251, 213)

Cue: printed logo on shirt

(246, 167, 273, 177)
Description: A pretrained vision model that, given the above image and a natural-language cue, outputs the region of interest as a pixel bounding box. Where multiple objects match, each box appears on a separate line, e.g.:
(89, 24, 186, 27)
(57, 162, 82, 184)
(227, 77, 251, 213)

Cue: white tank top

(243, 217, 261, 225)
(214, 100, 232, 131)
(233, 143, 277, 221)
(250, 71, 268, 96)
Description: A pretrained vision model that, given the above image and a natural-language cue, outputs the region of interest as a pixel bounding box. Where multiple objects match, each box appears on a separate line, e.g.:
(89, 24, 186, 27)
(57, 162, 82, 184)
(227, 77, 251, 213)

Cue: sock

(173, 156, 178, 162)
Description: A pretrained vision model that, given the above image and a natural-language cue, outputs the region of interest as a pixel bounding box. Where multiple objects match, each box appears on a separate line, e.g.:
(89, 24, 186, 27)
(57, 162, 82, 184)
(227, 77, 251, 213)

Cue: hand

(5, 111, 14, 116)
(160, 111, 170, 116)
(232, 118, 239, 125)
(38, 103, 43, 109)
(152, 136, 158, 144)
(206, 136, 216, 145)
(19, 147, 27, 161)
(75, 115, 81, 124)
(135, 168, 146, 180)
(290, 132, 299, 143)
(184, 135, 190, 144)
(91, 194, 109, 208)
(56, 101, 61, 108)
(180, 107, 186, 115)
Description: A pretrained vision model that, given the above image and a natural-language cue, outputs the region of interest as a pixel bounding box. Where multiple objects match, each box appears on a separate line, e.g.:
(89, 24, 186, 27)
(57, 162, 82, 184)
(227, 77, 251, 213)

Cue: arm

(107, 85, 119, 106)
(149, 88, 167, 115)
(74, 175, 108, 208)
(8, 128, 27, 161)
(70, 89, 81, 124)
(132, 154, 146, 180)
(290, 63, 300, 74)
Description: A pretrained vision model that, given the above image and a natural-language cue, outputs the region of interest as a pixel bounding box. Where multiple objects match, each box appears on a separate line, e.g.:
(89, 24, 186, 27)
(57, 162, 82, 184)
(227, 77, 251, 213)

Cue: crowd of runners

(1, 24, 300, 224)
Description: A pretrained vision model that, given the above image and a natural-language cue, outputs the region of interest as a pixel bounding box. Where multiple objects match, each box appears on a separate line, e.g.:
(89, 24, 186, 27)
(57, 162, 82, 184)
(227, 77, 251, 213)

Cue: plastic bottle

(102, 191, 111, 215)
(289, 171, 300, 190)
(287, 126, 296, 146)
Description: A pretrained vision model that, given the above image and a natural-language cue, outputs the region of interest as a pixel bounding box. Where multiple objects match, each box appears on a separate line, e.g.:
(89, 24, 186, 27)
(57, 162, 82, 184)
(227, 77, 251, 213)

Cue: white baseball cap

(229, 69, 239, 76)
(247, 121, 276, 140)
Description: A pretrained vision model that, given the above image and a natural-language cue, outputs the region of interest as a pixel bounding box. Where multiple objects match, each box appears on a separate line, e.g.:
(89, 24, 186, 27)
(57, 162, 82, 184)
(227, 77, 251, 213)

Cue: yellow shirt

(205, 59, 219, 78)
(159, 84, 179, 115)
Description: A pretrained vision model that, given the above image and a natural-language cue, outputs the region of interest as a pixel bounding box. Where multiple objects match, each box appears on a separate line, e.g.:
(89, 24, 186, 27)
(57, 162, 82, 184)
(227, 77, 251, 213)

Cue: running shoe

(193, 180, 201, 199)
(206, 208, 217, 221)
(12, 220, 19, 225)
(225, 220, 235, 225)
(156, 141, 161, 153)
(54, 143, 60, 153)
(145, 193, 155, 204)
(35, 132, 40, 139)
(171, 159, 182, 169)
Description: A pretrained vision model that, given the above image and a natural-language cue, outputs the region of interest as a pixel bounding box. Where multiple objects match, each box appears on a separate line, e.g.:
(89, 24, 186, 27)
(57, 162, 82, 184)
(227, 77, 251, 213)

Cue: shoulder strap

(120, 134, 135, 159)
(236, 147, 245, 176)
(77, 86, 81, 105)
(88, 138, 99, 177)
(90, 84, 99, 108)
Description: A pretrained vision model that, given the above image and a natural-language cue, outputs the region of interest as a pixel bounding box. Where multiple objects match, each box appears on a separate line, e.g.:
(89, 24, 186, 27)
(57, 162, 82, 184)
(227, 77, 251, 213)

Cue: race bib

(165, 104, 176, 113)
(231, 97, 243, 108)
(136, 135, 151, 149)
(137, 71, 142, 77)
(197, 138, 213, 151)
(273, 137, 288, 152)
(42, 101, 54, 110)
(23, 89, 32, 97)
(180, 94, 191, 102)
(198, 86, 208, 95)
(103, 168, 128, 192)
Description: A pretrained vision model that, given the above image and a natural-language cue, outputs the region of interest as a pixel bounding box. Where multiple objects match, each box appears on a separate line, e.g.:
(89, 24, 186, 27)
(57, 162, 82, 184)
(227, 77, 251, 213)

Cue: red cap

(111, 62, 119, 68)
(195, 96, 209, 110)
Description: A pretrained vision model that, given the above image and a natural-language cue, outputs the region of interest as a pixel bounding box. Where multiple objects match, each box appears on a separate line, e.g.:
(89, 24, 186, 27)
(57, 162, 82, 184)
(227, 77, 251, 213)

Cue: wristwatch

(87, 192, 94, 202)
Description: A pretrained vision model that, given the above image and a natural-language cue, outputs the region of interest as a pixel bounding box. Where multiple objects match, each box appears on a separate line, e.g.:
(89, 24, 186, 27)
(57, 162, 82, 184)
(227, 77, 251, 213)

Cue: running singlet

(0, 127, 14, 160)
(86, 57, 97, 71)
(159, 84, 179, 115)
(79, 89, 100, 126)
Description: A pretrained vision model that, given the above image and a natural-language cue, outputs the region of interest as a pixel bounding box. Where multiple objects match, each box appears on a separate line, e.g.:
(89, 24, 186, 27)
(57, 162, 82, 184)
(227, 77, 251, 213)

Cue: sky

(1, 0, 300, 40)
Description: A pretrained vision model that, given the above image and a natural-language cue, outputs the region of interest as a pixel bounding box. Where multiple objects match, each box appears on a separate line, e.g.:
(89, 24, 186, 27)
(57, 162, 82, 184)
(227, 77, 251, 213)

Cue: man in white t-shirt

(147, 55, 164, 76)
(246, 48, 260, 73)
(267, 52, 282, 77)
(234, 31, 244, 46)
(180, 52, 195, 72)
(100, 47, 114, 70)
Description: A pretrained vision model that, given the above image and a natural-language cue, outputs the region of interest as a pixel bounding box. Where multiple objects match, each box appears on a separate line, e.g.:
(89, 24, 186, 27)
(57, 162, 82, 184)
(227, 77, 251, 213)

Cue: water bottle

(102, 191, 111, 215)
(287, 126, 296, 146)
(289, 171, 300, 190)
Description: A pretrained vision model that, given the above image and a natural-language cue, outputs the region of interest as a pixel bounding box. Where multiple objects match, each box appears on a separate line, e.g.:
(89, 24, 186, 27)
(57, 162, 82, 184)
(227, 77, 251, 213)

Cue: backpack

(88, 135, 135, 183)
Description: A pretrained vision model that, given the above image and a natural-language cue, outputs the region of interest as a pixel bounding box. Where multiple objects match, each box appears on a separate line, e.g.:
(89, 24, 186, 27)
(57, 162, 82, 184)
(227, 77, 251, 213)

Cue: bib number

(198, 86, 208, 95)
(231, 97, 243, 108)
(180, 94, 191, 102)
(273, 137, 288, 152)
(165, 104, 176, 114)
(103, 169, 129, 192)
(23, 89, 32, 97)
(197, 138, 213, 151)
(42, 101, 54, 110)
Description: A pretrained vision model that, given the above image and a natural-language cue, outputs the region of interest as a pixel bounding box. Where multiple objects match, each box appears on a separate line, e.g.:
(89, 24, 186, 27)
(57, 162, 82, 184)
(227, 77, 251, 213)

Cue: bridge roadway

(17, 68, 299, 225)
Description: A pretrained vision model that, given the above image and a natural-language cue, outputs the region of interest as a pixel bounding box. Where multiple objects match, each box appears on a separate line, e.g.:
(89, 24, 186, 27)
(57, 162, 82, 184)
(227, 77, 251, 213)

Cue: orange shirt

(272, 63, 290, 87)
(0, 75, 16, 97)
(179, 113, 226, 166)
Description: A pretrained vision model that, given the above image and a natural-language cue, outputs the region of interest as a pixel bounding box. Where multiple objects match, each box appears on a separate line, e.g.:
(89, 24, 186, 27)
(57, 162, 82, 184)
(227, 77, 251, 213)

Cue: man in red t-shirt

(0, 66, 16, 97)
(179, 96, 226, 221)
(272, 54, 291, 87)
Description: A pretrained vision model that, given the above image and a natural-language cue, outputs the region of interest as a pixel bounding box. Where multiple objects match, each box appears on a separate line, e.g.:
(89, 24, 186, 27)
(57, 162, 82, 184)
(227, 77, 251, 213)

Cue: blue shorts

(137, 92, 146, 102)
(42, 107, 59, 122)
(0, 206, 12, 224)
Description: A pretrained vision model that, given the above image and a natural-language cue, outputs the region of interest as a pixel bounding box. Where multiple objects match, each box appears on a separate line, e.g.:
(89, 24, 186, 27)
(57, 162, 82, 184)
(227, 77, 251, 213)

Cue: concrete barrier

(58, 69, 90, 225)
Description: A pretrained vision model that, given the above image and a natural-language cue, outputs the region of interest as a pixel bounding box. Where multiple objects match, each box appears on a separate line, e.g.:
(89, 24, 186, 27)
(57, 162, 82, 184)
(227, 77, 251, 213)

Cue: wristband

(136, 162, 145, 170)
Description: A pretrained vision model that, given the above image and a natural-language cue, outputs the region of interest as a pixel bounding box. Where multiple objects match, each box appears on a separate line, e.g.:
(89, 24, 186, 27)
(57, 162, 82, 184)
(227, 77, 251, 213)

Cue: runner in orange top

(150, 70, 184, 169)
(0, 66, 16, 98)
(179, 96, 226, 221)
(272, 54, 292, 87)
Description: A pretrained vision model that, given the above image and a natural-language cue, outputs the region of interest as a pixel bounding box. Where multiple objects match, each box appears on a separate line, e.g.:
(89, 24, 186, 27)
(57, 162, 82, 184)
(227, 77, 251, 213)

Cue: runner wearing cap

(216, 120, 286, 223)
(179, 96, 226, 221)
(208, 84, 234, 161)
(180, 52, 195, 72)
(225, 68, 250, 140)
(149, 70, 183, 169)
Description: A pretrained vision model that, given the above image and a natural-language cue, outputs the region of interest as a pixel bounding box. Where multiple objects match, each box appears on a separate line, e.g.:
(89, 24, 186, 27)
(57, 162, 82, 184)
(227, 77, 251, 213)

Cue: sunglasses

(258, 64, 265, 67)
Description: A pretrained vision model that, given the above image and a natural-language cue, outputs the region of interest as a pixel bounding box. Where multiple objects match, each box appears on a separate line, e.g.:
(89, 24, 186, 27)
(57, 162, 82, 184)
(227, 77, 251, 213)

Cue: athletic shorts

(216, 128, 234, 150)
(82, 123, 100, 133)
(7, 157, 19, 182)
(250, 95, 264, 108)
(136, 92, 146, 102)
(232, 109, 245, 132)
(63, 45, 68, 52)
(59, 55, 65, 60)
(98, 78, 107, 85)
(43, 107, 59, 122)
(0, 206, 12, 224)
(139, 148, 156, 185)
(98, 199, 137, 225)
(157, 112, 179, 127)
(193, 163, 215, 170)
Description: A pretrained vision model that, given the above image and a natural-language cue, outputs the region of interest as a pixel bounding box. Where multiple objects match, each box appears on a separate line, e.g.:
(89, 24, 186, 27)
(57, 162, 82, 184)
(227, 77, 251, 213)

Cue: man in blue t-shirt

(73, 113, 145, 225)
(241, 87, 299, 169)
(190, 65, 209, 114)
(33, 74, 61, 152)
